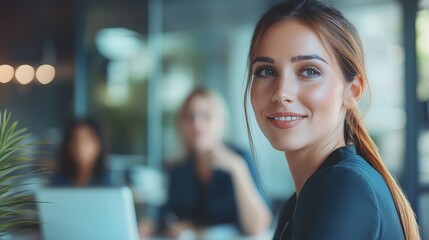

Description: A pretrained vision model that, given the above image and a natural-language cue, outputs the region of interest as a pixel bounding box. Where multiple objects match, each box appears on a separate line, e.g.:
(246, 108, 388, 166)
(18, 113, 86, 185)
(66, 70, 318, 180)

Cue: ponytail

(345, 109, 421, 240)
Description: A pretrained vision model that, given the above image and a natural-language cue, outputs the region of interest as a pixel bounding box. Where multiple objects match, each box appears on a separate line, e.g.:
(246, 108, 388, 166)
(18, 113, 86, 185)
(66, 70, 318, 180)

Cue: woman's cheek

(302, 80, 341, 112)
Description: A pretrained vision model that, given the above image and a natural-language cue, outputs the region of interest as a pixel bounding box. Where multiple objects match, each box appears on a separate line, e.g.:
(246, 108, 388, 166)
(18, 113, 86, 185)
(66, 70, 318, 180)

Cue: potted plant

(0, 111, 40, 237)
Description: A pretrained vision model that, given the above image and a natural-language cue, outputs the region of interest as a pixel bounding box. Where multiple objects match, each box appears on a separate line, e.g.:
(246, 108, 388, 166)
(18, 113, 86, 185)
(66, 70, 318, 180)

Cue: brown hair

(244, 0, 420, 239)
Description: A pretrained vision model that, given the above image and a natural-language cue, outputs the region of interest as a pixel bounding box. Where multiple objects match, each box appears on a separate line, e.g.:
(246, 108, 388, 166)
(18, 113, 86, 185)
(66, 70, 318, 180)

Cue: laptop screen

(36, 187, 139, 240)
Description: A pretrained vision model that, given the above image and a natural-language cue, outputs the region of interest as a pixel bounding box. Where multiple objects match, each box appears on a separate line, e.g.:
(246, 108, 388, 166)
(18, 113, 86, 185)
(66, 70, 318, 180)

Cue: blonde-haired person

(160, 87, 272, 238)
(245, 0, 420, 239)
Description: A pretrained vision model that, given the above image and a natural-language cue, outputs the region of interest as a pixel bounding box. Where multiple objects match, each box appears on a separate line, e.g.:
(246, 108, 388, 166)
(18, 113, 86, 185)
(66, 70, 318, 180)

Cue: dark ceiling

(0, 0, 75, 67)
(0, 0, 269, 68)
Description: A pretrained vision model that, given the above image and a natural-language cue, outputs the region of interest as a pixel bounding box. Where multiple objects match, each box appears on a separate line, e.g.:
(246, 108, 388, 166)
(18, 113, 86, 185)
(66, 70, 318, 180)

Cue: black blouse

(273, 145, 405, 240)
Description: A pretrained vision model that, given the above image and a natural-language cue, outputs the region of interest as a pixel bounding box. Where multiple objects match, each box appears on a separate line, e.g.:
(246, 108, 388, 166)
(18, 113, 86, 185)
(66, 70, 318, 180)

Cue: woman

(51, 118, 111, 187)
(162, 88, 272, 237)
(244, 0, 420, 239)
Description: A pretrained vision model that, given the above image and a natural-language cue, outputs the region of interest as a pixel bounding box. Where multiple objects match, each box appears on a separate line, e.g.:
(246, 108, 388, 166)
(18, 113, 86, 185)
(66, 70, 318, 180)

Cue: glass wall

(418, 0, 429, 183)
(84, 0, 148, 156)
(418, 0, 429, 237)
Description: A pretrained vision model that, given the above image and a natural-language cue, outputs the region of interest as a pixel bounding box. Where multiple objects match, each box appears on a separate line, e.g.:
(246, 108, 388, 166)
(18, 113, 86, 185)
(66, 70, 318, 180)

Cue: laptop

(36, 187, 139, 240)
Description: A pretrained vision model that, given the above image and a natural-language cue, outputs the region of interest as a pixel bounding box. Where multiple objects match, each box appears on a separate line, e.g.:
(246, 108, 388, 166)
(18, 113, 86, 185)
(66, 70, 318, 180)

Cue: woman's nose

(270, 75, 296, 104)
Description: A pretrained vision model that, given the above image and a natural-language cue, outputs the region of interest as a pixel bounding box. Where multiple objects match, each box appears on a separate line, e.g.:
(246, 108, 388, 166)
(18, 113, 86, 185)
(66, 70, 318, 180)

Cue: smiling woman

(251, 19, 348, 158)
(244, 0, 420, 239)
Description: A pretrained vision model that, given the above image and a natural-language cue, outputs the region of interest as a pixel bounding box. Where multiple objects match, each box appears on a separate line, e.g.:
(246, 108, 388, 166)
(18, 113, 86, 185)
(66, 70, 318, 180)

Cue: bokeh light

(15, 65, 35, 85)
(0, 65, 15, 83)
(36, 64, 55, 85)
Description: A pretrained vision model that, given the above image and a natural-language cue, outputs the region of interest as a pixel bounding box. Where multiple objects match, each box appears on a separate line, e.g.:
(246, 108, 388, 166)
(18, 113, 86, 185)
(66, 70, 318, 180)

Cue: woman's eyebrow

(252, 56, 275, 65)
(252, 55, 328, 65)
(290, 54, 329, 65)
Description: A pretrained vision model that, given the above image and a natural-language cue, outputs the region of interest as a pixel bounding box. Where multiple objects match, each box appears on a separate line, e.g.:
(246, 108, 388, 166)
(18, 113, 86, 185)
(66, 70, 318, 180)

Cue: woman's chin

(270, 140, 303, 153)
(191, 142, 216, 153)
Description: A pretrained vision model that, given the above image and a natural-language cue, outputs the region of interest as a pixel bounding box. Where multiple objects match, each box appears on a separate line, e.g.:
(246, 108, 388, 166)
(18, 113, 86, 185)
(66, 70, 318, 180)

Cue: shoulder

(294, 155, 383, 239)
(308, 153, 381, 190)
(302, 154, 380, 204)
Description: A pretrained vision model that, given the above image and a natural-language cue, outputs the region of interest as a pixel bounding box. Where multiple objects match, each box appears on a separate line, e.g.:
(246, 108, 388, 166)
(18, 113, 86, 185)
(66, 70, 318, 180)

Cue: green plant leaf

(0, 164, 31, 178)
(1, 134, 32, 154)
(3, 121, 19, 145)
(0, 219, 39, 233)
(2, 128, 28, 148)
(0, 112, 11, 143)
(0, 110, 43, 234)
(0, 194, 34, 207)
(0, 150, 34, 164)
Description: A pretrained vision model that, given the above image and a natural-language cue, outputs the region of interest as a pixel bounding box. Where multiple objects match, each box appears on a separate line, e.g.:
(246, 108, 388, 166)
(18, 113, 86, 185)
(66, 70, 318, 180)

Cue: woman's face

(181, 95, 223, 153)
(250, 19, 348, 153)
(69, 125, 101, 167)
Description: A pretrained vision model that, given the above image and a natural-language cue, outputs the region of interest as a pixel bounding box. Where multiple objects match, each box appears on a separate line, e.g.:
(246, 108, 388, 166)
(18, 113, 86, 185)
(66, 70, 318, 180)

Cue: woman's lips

(267, 112, 307, 129)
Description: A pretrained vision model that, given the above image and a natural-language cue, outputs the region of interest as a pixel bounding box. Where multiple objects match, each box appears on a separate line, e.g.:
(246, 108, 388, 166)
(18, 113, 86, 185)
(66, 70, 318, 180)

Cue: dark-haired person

(244, 0, 420, 239)
(51, 118, 111, 187)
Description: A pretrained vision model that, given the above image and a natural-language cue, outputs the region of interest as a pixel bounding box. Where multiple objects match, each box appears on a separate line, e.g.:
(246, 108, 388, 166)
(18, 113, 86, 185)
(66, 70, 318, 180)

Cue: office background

(0, 0, 428, 238)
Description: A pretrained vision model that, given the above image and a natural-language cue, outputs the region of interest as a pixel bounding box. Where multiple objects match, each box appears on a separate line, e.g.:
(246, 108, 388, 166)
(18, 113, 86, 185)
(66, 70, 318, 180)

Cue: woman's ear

(343, 75, 364, 109)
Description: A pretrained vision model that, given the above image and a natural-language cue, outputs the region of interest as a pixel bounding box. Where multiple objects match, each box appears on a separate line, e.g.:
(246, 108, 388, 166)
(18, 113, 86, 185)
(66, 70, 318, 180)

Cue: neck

(286, 132, 345, 197)
(194, 149, 213, 184)
(74, 164, 95, 186)
(192, 142, 222, 165)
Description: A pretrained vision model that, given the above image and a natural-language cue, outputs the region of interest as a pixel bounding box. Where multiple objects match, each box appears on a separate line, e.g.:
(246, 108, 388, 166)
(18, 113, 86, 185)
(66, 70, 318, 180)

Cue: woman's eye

(254, 67, 276, 77)
(300, 67, 321, 78)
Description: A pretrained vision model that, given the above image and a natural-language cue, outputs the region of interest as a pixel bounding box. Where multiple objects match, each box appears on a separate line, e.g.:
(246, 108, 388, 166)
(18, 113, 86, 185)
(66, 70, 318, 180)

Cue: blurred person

(51, 118, 111, 187)
(157, 87, 272, 238)
(245, 0, 420, 239)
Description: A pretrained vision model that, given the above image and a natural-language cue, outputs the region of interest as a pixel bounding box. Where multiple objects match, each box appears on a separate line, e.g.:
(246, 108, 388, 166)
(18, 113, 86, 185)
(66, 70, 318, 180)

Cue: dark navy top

(163, 146, 266, 231)
(273, 145, 405, 240)
(50, 172, 111, 187)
